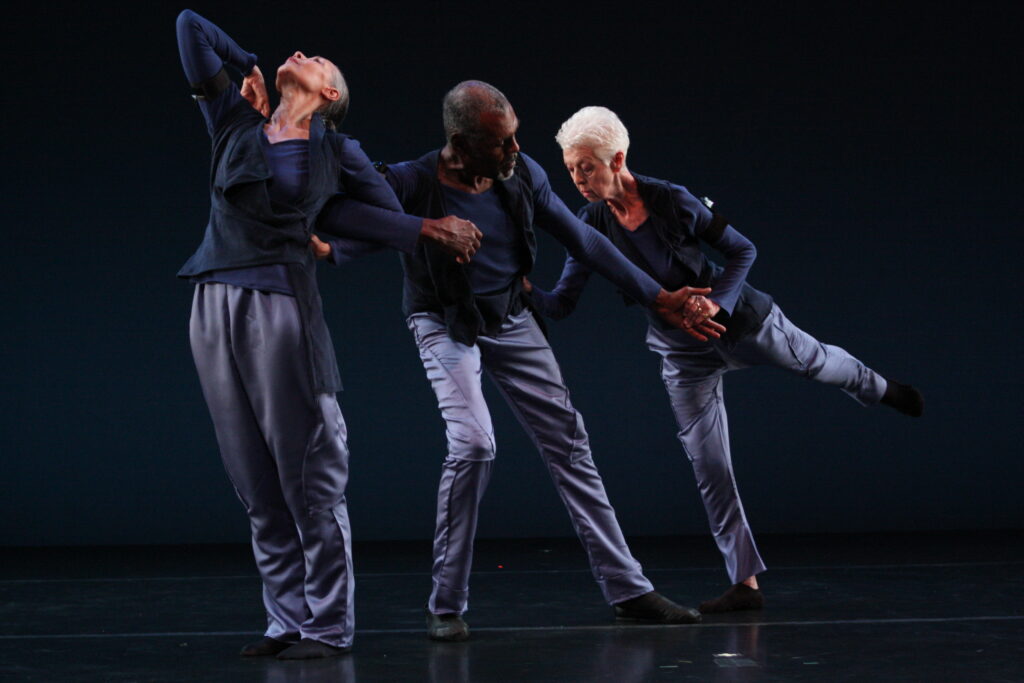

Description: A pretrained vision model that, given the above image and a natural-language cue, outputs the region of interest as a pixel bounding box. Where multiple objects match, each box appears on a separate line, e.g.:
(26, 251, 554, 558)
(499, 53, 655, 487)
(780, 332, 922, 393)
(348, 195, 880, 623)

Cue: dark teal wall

(2, 0, 1020, 545)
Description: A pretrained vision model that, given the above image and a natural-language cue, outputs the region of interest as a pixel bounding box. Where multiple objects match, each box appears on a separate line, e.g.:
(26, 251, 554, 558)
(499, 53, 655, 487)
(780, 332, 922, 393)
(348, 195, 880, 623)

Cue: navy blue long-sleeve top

(439, 184, 525, 293)
(175, 9, 411, 393)
(176, 9, 257, 126)
(529, 178, 761, 332)
(323, 154, 663, 306)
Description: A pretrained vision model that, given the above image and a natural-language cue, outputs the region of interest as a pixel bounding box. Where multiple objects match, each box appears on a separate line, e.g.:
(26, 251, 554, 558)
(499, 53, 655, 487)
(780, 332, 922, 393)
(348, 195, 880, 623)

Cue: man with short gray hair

(321, 80, 717, 641)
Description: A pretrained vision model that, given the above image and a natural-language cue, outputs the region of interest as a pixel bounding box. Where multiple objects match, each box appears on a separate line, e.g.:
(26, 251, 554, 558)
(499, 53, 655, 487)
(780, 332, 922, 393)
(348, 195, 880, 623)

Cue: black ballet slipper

(276, 638, 351, 660)
(698, 583, 765, 614)
(881, 379, 924, 417)
(614, 591, 702, 624)
(426, 610, 470, 642)
(239, 636, 291, 657)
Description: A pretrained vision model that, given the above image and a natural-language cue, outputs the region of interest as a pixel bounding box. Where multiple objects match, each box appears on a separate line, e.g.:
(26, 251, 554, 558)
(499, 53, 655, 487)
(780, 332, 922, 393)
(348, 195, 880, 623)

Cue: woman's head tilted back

(555, 106, 630, 163)
(275, 52, 350, 129)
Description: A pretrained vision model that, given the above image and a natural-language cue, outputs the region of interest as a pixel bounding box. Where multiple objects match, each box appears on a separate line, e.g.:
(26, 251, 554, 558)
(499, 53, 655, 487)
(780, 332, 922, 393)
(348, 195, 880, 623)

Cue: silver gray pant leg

(189, 283, 355, 648)
(647, 327, 766, 585)
(408, 312, 495, 614)
(479, 311, 653, 605)
(725, 304, 886, 405)
(409, 310, 653, 614)
(647, 302, 887, 585)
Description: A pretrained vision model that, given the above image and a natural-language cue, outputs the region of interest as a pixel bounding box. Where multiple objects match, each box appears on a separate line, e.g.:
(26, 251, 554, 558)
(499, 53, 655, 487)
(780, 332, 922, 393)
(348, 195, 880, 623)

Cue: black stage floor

(2, 532, 1022, 682)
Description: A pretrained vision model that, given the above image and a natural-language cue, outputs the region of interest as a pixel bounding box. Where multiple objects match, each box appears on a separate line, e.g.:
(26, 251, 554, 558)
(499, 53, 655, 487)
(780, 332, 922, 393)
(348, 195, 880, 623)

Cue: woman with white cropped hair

(526, 105, 924, 613)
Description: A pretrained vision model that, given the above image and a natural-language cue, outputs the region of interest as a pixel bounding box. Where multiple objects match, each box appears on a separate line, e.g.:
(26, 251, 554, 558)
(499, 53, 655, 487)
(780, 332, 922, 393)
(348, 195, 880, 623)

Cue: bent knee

(448, 430, 496, 462)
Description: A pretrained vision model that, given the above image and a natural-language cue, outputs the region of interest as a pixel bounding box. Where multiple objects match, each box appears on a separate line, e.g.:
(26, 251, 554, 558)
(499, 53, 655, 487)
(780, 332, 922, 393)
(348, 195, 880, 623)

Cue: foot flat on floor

(427, 610, 470, 642)
(276, 638, 351, 660)
(239, 636, 292, 657)
(699, 583, 765, 614)
(614, 591, 702, 624)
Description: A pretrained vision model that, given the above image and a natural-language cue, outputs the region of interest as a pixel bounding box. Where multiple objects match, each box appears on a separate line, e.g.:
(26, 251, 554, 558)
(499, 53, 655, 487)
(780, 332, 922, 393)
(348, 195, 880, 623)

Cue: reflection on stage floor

(2, 532, 1021, 681)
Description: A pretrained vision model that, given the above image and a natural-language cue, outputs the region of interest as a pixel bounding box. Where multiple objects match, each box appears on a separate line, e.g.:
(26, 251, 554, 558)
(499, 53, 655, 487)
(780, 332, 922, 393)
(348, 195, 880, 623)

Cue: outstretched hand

(654, 287, 727, 341)
(421, 215, 483, 264)
(241, 65, 270, 117)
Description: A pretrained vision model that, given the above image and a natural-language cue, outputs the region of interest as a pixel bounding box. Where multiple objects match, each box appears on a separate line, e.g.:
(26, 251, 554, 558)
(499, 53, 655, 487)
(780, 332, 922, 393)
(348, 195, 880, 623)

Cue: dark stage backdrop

(3, 1, 1020, 546)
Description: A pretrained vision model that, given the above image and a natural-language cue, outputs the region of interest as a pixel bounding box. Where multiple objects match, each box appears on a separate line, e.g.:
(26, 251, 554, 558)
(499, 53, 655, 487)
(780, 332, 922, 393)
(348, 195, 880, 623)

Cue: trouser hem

(597, 570, 655, 605)
(429, 581, 470, 615)
(297, 629, 352, 649)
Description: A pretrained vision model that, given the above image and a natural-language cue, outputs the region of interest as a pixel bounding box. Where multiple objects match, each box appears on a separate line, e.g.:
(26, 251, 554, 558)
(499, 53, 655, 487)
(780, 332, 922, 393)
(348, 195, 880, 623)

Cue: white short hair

(555, 106, 630, 163)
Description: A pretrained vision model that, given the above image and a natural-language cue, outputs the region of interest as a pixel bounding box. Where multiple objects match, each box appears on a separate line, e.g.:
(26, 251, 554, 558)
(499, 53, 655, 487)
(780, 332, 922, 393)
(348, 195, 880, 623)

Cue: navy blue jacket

(176, 10, 405, 393)
(376, 151, 664, 346)
(531, 173, 773, 344)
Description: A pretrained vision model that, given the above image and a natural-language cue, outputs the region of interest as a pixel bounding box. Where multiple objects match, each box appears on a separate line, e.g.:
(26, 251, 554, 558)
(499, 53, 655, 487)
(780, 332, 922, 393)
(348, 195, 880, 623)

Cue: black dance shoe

(698, 583, 765, 614)
(613, 591, 702, 623)
(426, 610, 470, 642)
(276, 638, 351, 660)
(881, 379, 924, 417)
(239, 636, 291, 657)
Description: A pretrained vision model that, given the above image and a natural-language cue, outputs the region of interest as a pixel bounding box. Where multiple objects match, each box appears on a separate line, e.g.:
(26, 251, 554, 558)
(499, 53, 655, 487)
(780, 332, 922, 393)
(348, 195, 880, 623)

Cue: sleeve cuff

(397, 214, 424, 254)
(242, 53, 258, 76)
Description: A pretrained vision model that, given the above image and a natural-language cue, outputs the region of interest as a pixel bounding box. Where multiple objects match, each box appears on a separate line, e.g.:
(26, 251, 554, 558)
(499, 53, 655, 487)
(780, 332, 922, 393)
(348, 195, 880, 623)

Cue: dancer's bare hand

(521, 276, 533, 293)
(683, 295, 721, 328)
(685, 317, 726, 341)
(241, 65, 270, 117)
(421, 215, 482, 264)
(310, 234, 331, 260)
(654, 287, 727, 341)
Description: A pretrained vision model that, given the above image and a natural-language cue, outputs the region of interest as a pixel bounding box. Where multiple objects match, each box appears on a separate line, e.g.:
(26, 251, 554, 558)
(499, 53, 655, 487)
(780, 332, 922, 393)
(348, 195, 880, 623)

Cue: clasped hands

(654, 287, 725, 341)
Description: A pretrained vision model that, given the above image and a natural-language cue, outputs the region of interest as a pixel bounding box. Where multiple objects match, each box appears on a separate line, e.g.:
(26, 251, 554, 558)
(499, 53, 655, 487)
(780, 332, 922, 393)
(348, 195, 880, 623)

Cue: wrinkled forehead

(563, 145, 600, 165)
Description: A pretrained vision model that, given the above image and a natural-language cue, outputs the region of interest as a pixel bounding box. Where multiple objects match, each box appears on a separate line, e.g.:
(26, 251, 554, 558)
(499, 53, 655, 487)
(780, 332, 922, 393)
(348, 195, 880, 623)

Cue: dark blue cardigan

(531, 173, 773, 344)
(176, 10, 406, 394)
(379, 151, 663, 346)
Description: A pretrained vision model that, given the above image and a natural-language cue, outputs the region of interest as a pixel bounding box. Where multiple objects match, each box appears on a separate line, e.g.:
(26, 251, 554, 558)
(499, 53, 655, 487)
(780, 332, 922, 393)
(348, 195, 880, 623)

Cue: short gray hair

(319, 64, 349, 131)
(555, 106, 629, 163)
(443, 80, 511, 141)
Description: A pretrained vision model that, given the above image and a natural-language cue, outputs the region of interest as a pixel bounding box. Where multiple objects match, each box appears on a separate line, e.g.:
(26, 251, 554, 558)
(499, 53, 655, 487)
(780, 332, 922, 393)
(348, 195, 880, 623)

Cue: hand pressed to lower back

(309, 234, 331, 260)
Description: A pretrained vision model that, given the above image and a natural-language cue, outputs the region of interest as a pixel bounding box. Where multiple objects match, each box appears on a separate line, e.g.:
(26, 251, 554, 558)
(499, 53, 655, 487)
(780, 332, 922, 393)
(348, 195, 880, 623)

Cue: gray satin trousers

(646, 303, 887, 584)
(190, 283, 355, 648)
(408, 309, 654, 615)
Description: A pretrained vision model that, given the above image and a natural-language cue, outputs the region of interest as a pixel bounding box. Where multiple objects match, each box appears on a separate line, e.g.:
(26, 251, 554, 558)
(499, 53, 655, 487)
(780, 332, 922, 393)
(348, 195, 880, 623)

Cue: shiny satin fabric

(189, 283, 355, 648)
(408, 308, 654, 615)
(647, 303, 886, 584)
